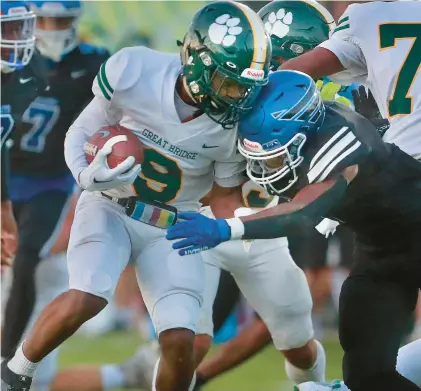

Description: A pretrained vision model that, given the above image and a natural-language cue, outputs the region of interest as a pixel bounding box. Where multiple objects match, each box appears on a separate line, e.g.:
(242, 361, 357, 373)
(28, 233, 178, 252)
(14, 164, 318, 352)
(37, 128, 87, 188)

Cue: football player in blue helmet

(28, 0, 81, 62)
(258, 0, 356, 107)
(1, 0, 36, 267)
(167, 70, 421, 391)
(1, 2, 108, 391)
(188, 3, 359, 389)
(1, 0, 36, 73)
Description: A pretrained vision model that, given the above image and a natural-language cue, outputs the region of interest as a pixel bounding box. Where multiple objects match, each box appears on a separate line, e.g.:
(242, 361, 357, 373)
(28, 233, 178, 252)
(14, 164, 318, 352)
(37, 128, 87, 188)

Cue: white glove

(79, 146, 141, 192)
(315, 218, 340, 238)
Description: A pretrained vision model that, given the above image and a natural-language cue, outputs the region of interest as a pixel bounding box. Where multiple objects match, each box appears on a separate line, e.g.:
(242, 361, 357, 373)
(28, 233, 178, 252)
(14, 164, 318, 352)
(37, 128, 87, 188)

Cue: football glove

(166, 212, 231, 256)
(352, 86, 380, 119)
(315, 218, 340, 238)
(316, 80, 352, 108)
(79, 146, 141, 192)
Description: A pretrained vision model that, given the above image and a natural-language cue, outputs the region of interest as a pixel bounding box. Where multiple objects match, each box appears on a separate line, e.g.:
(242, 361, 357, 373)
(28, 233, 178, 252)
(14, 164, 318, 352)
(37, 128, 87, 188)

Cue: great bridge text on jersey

(142, 129, 198, 160)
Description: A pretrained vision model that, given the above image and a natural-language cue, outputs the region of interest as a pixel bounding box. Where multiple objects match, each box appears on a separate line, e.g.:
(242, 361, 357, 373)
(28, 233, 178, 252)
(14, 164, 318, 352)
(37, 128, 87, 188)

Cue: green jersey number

(243, 187, 274, 209)
(133, 148, 183, 203)
(379, 23, 421, 117)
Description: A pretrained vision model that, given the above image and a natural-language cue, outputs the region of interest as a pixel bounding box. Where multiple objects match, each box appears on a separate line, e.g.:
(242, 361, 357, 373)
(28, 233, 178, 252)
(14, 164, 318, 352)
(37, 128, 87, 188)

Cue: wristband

(225, 217, 245, 239)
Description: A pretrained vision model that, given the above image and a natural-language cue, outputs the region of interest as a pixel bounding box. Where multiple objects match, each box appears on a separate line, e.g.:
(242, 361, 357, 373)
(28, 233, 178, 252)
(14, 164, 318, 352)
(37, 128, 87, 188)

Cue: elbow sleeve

(243, 176, 348, 240)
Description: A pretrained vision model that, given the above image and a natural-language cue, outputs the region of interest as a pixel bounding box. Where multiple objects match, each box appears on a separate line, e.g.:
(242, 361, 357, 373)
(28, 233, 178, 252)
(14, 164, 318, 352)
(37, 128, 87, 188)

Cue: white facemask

(35, 26, 78, 62)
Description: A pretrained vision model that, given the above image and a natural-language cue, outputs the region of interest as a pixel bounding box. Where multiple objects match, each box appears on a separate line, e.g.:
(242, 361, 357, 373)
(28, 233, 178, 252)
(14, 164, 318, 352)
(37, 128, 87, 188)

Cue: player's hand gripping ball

(84, 125, 144, 168)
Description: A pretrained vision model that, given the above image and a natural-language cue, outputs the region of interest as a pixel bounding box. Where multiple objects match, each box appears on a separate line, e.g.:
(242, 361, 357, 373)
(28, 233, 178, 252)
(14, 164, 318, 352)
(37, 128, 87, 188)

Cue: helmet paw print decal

(208, 14, 243, 47)
(264, 9, 293, 38)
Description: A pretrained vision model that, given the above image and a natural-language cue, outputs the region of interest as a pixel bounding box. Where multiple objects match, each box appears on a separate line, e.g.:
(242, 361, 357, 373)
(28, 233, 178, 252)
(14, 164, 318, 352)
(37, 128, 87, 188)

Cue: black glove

(352, 86, 390, 137)
(352, 85, 380, 119)
(369, 118, 390, 138)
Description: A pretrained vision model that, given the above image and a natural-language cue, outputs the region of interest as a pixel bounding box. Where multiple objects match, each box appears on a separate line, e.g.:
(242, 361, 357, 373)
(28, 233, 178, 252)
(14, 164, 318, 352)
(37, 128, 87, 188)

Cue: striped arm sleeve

(307, 126, 368, 184)
(92, 48, 127, 101)
(92, 47, 143, 104)
(96, 59, 114, 101)
(332, 15, 350, 35)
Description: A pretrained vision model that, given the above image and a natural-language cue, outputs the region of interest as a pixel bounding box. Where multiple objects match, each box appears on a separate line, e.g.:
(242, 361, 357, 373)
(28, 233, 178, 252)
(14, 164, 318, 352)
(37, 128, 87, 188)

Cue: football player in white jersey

(0, 2, 272, 391)
(280, 0, 421, 161)
(44, 3, 335, 391)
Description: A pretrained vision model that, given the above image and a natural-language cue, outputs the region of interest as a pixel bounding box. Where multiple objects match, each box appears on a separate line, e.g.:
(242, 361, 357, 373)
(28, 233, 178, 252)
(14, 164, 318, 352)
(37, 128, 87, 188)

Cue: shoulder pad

(79, 42, 109, 56)
(92, 46, 144, 101)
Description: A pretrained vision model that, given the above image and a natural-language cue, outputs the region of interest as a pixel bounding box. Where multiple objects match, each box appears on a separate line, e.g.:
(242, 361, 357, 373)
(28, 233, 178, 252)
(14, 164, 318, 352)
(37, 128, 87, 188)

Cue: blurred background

(77, 1, 352, 53)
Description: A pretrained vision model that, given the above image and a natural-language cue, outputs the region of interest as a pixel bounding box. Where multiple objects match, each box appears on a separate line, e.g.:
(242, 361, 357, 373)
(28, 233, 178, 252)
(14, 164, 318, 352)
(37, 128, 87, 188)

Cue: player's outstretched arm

(279, 47, 345, 81)
(167, 167, 358, 255)
(239, 168, 357, 240)
(280, 5, 369, 86)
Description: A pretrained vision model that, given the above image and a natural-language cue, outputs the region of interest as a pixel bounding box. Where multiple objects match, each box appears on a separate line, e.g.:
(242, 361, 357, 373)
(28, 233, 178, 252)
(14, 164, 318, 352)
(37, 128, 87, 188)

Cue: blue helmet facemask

(1, 1, 36, 73)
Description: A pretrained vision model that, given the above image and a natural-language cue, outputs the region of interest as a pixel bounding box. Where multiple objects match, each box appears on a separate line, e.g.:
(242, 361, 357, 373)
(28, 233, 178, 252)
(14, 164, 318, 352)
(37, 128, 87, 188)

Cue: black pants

(288, 225, 355, 270)
(1, 190, 71, 357)
(212, 270, 241, 334)
(339, 244, 420, 391)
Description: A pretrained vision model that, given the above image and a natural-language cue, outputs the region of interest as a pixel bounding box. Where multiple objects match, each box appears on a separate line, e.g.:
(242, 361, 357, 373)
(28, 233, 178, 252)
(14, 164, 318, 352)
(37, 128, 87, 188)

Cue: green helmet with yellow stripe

(179, 1, 272, 129)
(258, 0, 335, 68)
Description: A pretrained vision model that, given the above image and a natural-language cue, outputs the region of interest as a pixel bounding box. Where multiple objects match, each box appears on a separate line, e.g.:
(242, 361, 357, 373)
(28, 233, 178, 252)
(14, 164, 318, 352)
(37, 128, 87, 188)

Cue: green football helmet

(258, 0, 335, 68)
(179, 1, 272, 129)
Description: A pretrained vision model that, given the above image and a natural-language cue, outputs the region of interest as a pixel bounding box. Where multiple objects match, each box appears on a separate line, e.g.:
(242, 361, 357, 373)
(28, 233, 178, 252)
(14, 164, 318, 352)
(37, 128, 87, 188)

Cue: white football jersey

(319, 1, 421, 159)
(80, 46, 246, 211)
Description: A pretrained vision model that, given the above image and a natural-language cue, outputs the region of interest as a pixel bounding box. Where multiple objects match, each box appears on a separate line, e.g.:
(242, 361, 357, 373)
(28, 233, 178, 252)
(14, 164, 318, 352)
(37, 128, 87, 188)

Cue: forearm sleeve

(242, 176, 348, 240)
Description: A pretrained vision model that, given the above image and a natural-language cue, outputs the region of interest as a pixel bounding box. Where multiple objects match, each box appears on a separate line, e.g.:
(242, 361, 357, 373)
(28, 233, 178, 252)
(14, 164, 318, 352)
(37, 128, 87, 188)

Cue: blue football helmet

(27, 0, 82, 61)
(238, 70, 325, 195)
(1, 0, 36, 72)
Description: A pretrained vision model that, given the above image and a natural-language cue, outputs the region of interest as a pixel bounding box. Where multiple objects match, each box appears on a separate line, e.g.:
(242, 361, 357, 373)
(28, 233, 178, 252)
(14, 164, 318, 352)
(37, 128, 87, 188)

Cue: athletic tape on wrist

(225, 217, 245, 240)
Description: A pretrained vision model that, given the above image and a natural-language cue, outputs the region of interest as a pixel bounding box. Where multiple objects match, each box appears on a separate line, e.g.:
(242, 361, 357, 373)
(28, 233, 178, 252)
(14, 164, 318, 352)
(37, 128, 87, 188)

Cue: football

(84, 125, 145, 169)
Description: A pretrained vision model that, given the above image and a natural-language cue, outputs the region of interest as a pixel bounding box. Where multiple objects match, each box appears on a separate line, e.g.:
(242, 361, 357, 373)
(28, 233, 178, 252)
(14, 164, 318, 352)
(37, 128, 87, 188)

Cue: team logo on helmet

(271, 109, 288, 119)
(208, 14, 243, 47)
(264, 9, 293, 39)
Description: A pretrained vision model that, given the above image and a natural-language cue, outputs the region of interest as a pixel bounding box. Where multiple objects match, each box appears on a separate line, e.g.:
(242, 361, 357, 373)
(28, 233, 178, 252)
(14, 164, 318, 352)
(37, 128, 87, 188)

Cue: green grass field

(58, 332, 344, 391)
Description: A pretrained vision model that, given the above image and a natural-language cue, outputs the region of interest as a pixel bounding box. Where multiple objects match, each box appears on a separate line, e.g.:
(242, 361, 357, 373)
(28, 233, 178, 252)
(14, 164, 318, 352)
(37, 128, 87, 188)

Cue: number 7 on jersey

(379, 23, 421, 118)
